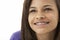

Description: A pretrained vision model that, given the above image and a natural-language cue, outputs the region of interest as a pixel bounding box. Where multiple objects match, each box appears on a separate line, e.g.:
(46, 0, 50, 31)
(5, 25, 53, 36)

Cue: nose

(35, 13, 46, 20)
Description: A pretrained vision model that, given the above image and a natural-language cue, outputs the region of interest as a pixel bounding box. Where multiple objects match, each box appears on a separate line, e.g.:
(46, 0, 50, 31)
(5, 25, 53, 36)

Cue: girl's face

(28, 0, 58, 34)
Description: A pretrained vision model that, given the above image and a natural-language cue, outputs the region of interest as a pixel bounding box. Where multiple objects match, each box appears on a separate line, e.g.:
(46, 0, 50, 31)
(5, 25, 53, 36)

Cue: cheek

(46, 13, 58, 27)
(46, 13, 58, 20)
(28, 14, 35, 24)
(47, 13, 58, 28)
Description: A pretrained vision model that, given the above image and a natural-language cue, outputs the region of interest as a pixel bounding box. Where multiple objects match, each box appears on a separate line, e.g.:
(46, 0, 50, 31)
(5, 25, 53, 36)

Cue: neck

(36, 30, 56, 40)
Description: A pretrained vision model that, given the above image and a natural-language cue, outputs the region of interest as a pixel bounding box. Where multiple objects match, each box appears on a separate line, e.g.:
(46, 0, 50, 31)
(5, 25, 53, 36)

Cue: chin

(34, 28, 55, 34)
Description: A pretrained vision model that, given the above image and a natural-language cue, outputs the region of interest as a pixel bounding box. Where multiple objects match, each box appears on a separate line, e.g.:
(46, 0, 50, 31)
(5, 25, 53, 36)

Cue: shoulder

(10, 31, 21, 40)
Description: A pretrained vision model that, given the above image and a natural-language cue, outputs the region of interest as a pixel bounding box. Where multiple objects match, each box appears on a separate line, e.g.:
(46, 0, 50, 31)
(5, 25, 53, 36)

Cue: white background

(0, 0, 24, 40)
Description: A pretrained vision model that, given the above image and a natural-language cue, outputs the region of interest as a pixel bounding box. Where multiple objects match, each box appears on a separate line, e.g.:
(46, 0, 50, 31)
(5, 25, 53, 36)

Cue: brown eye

(29, 10, 37, 13)
(43, 8, 53, 12)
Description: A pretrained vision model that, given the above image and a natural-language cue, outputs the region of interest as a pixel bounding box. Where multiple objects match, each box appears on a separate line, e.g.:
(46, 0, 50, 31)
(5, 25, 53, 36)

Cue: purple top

(10, 31, 21, 40)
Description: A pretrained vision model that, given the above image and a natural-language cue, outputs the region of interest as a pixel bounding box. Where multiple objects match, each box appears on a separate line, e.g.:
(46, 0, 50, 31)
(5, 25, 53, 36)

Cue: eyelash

(43, 8, 53, 12)
(29, 8, 53, 13)
(29, 10, 37, 13)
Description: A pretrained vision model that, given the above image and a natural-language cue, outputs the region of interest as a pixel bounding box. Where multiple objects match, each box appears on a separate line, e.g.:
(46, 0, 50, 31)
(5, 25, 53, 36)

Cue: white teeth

(36, 23, 46, 25)
(34, 22, 49, 25)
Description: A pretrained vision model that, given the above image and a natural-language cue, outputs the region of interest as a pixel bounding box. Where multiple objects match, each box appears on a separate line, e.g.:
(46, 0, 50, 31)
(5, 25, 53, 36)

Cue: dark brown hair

(21, 0, 60, 40)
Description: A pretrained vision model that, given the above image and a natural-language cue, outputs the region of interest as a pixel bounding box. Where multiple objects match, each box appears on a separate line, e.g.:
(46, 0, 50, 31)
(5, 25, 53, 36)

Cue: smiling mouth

(34, 21, 50, 26)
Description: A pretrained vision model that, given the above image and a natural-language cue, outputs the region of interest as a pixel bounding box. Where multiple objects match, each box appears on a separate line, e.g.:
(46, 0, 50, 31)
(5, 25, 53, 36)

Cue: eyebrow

(29, 5, 52, 9)
(30, 7, 36, 9)
(43, 5, 51, 7)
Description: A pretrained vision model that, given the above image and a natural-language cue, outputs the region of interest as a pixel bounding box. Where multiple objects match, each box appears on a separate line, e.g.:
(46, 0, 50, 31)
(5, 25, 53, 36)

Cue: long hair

(21, 0, 60, 40)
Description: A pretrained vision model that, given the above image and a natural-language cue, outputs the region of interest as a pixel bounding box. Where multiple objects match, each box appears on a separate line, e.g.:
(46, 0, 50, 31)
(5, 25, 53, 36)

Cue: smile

(34, 21, 50, 26)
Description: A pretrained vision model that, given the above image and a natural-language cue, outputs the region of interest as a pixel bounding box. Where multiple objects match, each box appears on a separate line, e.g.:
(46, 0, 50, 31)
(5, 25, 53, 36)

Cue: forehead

(30, 0, 56, 6)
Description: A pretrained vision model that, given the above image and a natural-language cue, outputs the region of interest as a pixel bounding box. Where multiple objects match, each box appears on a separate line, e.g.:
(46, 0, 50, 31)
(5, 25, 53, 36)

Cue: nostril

(40, 16, 44, 19)
(36, 16, 46, 19)
(36, 18, 38, 19)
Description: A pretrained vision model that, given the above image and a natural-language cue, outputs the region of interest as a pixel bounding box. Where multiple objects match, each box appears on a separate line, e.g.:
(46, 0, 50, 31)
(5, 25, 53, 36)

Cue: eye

(29, 9, 37, 13)
(43, 8, 53, 12)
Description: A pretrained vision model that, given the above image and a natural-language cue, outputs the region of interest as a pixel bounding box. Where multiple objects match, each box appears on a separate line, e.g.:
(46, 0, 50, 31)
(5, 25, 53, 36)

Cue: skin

(28, 0, 58, 40)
